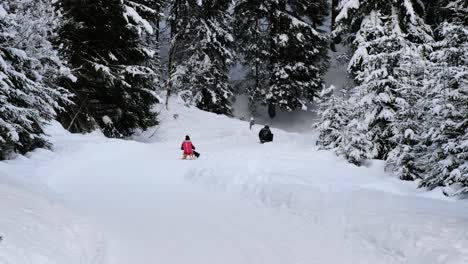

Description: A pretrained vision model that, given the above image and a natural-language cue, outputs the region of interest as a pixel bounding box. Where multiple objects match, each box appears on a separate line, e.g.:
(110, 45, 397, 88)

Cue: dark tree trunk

(268, 103, 276, 118)
(330, 0, 339, 51)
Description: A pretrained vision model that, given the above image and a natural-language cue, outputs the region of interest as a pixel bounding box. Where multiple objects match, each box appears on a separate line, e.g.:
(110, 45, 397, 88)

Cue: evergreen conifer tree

(233, 0, 270, 112)
(316, 85, 348, 153)
(0, 1, 71, 159)
(58, 0, 160, 137)
(168, 0, 234, 115)
(267, 0, 328, 117)
(419, 0, 468, 195)
(341, 118, 373, 166)
(129, 0, 165, 84)
(234, 0, 328, 118)
(386, 44, 428, 180)
(332, 0, 432, 163)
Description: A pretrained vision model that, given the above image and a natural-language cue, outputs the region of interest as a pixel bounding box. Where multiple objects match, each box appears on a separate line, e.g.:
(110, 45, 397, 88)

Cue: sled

(181, 151, 200, 160)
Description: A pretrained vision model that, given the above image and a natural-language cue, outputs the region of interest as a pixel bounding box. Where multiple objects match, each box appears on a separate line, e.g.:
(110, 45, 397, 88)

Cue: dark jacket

(259, 128, 273, 143)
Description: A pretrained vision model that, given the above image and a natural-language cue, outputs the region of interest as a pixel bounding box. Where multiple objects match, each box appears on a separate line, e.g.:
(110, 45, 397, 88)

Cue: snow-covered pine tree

(165, 0, 189, 104)
(0, 1, 72, 159)
(333, 0, 432, 163)
(127, 0, 165, 87)
(316, 83, 374, 167)
(385, 0, 434, 180)
(58, 0, 159, 137)
(316, 81, 371, 166)
(386, 44, 428, 181)
(341, 116, 373, 166)
(233, 0, 270, 112)
(168, 0, 234, 115)
(419, 0, 468, 195)
(316, 85, 348, 153)
(11, 0, 75, 93)
(266, 0, 328, 118)
(340, 77, 373, 166)
(339, 10, 400, 161)
(233, 0, 328, 118)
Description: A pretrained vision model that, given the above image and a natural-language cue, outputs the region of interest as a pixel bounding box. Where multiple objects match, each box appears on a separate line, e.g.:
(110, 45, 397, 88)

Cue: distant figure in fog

(250, 117, 255, 130)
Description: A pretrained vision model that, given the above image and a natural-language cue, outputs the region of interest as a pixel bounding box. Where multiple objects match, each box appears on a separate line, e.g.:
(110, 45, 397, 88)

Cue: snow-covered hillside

(1, 98, 468, 264)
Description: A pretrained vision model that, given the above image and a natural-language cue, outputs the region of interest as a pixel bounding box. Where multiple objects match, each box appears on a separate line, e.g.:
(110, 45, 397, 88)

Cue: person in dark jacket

(181, 135, 196, 159)
(249, 117, 255, 130)
(259, 125, 273, 143)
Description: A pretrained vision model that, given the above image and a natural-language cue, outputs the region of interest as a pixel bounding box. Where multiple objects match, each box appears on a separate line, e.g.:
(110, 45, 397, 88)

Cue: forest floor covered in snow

(1, 98, 468, 264)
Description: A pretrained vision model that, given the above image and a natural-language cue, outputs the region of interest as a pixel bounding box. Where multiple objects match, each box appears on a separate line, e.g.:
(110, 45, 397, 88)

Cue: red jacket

(181, 140, 195, 154)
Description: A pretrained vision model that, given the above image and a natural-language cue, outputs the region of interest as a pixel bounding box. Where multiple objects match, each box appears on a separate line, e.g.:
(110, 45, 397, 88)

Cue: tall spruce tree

(234, 0, 328, 118)
(267, 0, 328, 117)
(233, 0, 270, 112)
(386, 44, 428, 181)
(340, 9, 402, 160)
(129, 0, 165, 84)
(168, 0, 234, 115)
(315, 84, 374, 166)
(341, 115, 373, 166)
(58, 0, 160, 137)
(419, 0, 468, 195)
(329, 0, 432, 163)
(0, 1, 71, 159)
(316, 85, 348, 154)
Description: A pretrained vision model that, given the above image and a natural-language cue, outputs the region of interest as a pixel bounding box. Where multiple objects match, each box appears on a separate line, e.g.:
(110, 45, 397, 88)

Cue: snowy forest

(0, 0, 467, 196)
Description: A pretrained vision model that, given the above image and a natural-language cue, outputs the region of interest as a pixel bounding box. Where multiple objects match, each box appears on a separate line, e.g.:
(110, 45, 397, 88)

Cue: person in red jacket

(181, 135, 196, 159)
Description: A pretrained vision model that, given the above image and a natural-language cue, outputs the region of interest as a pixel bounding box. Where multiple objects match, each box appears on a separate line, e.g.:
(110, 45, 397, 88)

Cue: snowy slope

(0, 182, 103, 264)
(1, 98, 468, 264)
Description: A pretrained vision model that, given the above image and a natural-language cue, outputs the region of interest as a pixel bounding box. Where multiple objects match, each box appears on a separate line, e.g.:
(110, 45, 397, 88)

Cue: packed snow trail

(2, 100, 468, 264)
